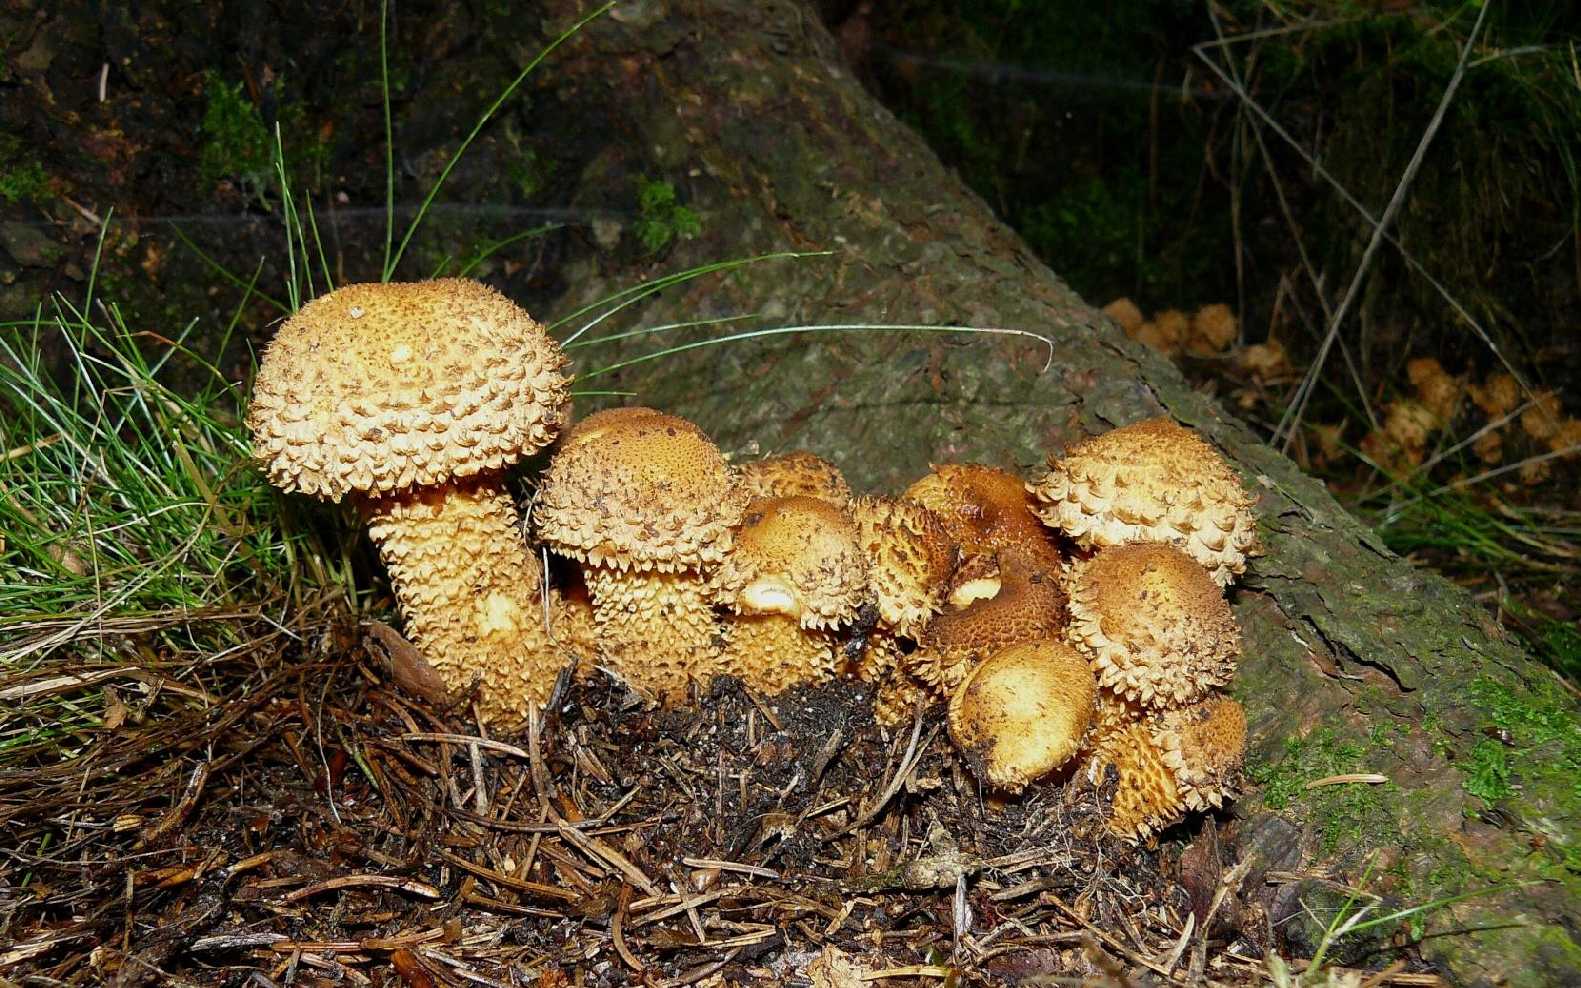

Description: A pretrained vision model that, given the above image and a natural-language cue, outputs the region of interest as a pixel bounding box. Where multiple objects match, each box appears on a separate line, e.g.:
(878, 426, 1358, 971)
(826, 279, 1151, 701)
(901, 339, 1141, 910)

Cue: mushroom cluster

(249, 283, 1256, 841)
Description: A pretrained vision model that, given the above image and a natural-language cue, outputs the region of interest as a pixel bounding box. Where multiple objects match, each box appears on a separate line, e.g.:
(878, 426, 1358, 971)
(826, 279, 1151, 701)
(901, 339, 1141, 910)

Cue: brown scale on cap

(865, 641, 936, 729)
(536, 407, 745, 704)
(1029, 418, 1260, 586)
(850, 495, 958, 639)
(1066, 543, 1240, 710)
(1155, 693, 1246, 811)
(903, 463, 1064, 573)
(711, 496, 870, 694)
(248, 280, 569, 723)
(907, 558, 1067, 692)
(1079, 686, 1146, 782)
(737, 451, 853, 506)
(947, 639, 1096, 793)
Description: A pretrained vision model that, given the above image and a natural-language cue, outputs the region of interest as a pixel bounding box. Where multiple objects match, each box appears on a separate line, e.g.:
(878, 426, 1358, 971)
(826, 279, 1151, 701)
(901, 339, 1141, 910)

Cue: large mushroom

(907, 556, 1067, 693)
(904, 462, 1064, 575)
(1028, 418, 1259, 585)
(710, 495, 870, 694)
(534, 407, 746, 704)
(247, 279, 569, 723)
(1065, 543, 1240, 709)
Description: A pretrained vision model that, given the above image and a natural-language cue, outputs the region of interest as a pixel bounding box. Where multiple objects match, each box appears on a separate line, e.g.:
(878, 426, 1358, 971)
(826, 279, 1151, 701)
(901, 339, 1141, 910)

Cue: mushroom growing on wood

(535, 407, 746, 703)
(1028, 417, 1259, 585)
(247, 279, 569, 723)
(737, 451, 853, 506)
(1065, 543, 1240, 709)
(947, 638, 1096, 792)
(711, 495, 870, 694)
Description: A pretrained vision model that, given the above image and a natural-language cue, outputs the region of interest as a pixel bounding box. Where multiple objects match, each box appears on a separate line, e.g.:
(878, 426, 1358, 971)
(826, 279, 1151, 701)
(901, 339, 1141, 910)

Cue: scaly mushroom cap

(851, 496, 958, 638)
(711, 496, 870, 630)
(908, 562, 1067, 691)
(1029, 417, 1259, 585)
(249, 279, 569, 501)
(1066, 544, 1240, 709)
(1101, 723, 1186, 841)
(904, 463, 1062, 570)
(1081, 686, 1146, 781)
(948, 639, 1096, 793)
(1155, 694, 1246, 811)
(536, 407, 747, 572)
(738, 451, 853, 506)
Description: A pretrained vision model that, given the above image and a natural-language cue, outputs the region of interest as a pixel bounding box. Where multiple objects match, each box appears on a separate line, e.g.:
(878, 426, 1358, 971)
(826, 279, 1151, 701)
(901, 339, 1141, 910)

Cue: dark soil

(3, 603, 1409, 985)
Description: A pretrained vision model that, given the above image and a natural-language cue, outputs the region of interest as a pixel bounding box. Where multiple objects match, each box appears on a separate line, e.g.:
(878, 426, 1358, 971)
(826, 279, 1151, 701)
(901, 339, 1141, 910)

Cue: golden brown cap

(535, 407, 746, 571)
(908, 561, 1067, 691)
(710, 495, 869, 629)
(1155, 693, 1246, 811)
(737, 451, 853, 506)
(1187, 303, 1237, 355)
(850, 495, 958, 638)
(1469, 371, 1519, 419)
(947, 638, 1096, 793)
(1066, 543, 1240, 709)
(248, 279, 569, 501)
(903, 463, 1061, 568)
(1029, 417, 1259, 585)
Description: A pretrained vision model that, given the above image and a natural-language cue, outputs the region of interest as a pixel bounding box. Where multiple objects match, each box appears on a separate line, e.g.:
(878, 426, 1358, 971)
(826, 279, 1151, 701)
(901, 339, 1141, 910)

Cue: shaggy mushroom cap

(1155, 694, 1246, 811)
(536, 407, 743, 704)
(850, 495, 958, 638)
(1101, 298, 1145, 335)
(249, 279, 569, 501)
(1029, 417, 1259, 586)
(908, 560, 1067, 691)
(536, 407, 746, 571)
(738, 451, 853, 506)
(948, 639, 1096, 793)
(712, 495, 870, 629)
(904, 463, 1060, 568)
(1066, 543, 1240, 709)
(711, 496, 869, 694)
(248, 280, 571, 723)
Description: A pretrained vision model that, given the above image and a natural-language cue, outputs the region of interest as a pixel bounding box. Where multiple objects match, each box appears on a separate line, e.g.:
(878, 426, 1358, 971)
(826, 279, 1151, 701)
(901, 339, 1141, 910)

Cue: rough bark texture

(533, 2, 1581, 983)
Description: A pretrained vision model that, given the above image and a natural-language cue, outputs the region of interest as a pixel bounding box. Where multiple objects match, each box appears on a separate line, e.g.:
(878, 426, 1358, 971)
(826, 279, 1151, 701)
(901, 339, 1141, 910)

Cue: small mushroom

(1154, 693, 1246, 812)
(907, 557, 1067, 692)
(848, 495, 959, 726)
(711, 495, 870, 694)
(1098, 723, 1185, 841)
(535, 407, 746, 703)
(247, 279, 569, 723)
(1028, 417, 1259, 586)
(737, 451, 853, 506)
(948, 638, 1096, 793)
(1065, 543, 1240, 710)
(904, 463, 1063, 572)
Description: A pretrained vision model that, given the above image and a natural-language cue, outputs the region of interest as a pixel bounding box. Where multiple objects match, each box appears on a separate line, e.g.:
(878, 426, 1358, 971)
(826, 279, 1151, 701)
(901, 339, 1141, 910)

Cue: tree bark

(529, 2, 1581, 983)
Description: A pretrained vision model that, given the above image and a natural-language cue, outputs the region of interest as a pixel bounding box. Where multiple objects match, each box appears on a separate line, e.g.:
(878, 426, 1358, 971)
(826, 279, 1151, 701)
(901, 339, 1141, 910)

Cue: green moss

(198, 73, 272, 191)
(633, 177, 701, 254)
(0, 134, 48, 203)
(1247, 725, 1400, 854)
(1462, 738, 1515, 803)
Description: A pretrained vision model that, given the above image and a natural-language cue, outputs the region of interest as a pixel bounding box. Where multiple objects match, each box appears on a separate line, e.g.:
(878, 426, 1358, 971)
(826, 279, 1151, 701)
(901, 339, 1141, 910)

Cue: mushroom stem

(362, 475, 556, 722)
(582, 567, 719, 702)
(720, 613, 838, 694)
